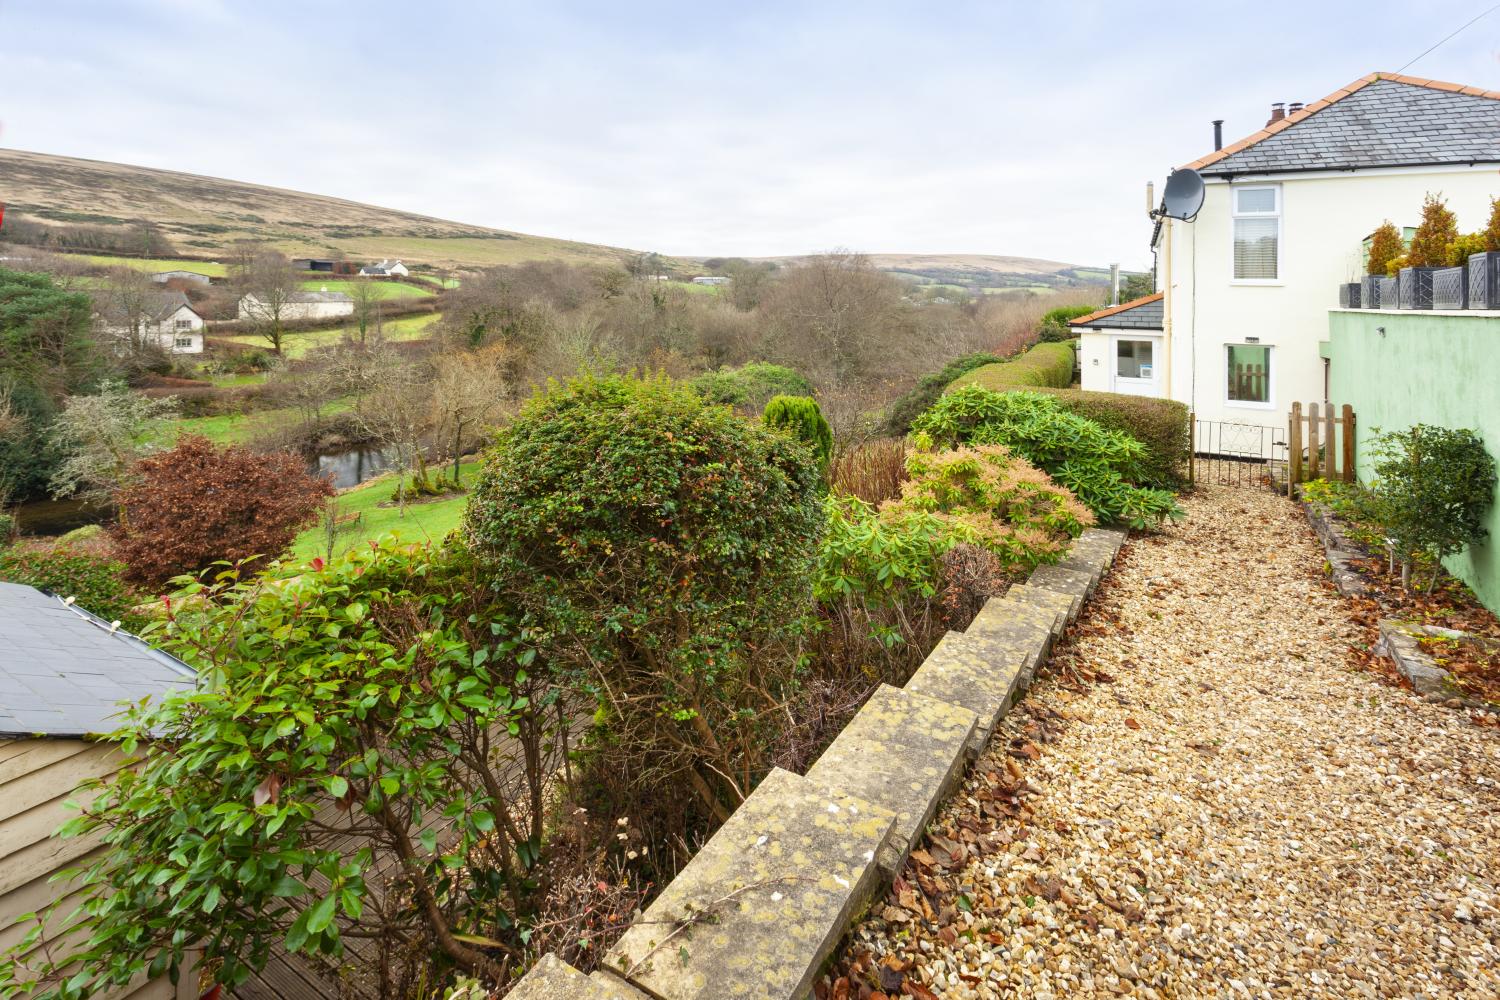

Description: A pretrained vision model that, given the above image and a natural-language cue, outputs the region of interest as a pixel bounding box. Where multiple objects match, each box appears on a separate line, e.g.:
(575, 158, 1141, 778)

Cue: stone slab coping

(1078, 527, 1126, 556)
(972, 593, 1060, 648)
(1029, 564, 1095, 601)
(1376, 619, 1458, 697)
(507, 955, 649, 1000)
(964, 601, 1052, 688)
(603, 767, 894, 1000)
(905, 630, 1022, 751)
(1056, 551, 1105, 587)
(805, 683, 977, 872)
(1006, 583, 1079, 630)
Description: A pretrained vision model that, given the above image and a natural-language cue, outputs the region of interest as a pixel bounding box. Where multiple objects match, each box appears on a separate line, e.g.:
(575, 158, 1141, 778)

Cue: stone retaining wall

(510, 527, 1128, 1000)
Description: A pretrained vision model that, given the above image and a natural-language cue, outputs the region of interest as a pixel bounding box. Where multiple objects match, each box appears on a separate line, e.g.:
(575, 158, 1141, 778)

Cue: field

(158, 396, 357, 445)
(218, 311, 442, 359)
(80, 253, 227, 277)
(298, 278, 433, 299)
(286, 461, 482, 563)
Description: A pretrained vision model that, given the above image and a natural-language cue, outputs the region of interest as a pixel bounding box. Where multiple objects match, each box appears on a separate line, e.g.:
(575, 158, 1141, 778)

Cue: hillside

(0, 147, 643, 270)
(715, 252, 1110, 294)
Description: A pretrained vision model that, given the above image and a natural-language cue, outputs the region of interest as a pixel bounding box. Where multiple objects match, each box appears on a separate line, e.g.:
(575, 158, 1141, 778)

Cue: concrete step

(1006, 582, 1079, 629)
(965, 598, 1053, 684)
(1028, 564, 1095, 603)
(1078, 527, 1126, 559)
(905, 630, 1025, 753)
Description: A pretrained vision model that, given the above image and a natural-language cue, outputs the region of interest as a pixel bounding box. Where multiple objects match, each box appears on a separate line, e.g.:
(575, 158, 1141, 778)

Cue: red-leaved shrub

(111, 435, 333, 586)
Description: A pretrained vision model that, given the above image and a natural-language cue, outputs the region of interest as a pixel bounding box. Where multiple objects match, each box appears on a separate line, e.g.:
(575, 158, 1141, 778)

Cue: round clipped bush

(464, 373, 824, 819)
(762, 394, 833, 471)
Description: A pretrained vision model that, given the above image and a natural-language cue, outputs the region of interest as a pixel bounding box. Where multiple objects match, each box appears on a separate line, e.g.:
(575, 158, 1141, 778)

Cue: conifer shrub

(913, 387, 1183, 527)
(464, 373, 824, 824)
(1406, 193, 1459, 268)
(1485, 197, 1500, 252)
(1367, 221, 1404, 276)
(762, 394, 833, 471)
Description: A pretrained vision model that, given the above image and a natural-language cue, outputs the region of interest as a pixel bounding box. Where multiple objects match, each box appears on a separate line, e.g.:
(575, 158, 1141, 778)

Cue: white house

(358, 258, 409, 277)
(1081, 72, 1500, 439)
(691, 276, 730, 286)
(238, 288, 354, 322)
(95, 290, 205, 354)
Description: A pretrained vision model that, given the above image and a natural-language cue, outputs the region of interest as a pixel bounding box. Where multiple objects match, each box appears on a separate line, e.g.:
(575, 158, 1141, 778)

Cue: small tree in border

(1369, 424, 1496, 591)
(762, 394, 833, 472)
(110, 435, 333, 586)
(1484, 196, 1500, 253)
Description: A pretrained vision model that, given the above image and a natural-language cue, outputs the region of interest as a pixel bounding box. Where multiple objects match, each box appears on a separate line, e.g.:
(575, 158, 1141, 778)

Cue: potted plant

(1468, 198, 1500, 309)
(1399, 193, 1458, 309)
(1363, 221, 1403, 308)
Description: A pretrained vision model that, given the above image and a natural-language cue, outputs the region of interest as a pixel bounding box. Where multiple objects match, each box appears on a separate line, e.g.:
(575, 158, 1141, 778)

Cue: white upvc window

(1231, 185, 1280, 282)
(1226, 344, 1274, 408)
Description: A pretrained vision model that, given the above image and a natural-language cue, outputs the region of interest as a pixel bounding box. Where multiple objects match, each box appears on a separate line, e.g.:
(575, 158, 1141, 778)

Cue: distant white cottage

(691, 276, 729, 286)
(95, 290, 205, 354)
(238, 288, 354, 322)
(359, 258, 409, 277)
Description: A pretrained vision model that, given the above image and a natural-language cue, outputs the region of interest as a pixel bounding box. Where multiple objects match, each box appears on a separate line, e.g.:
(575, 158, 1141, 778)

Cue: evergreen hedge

(947, 342, 1075, 393)
(1031, 388, 1190, 488)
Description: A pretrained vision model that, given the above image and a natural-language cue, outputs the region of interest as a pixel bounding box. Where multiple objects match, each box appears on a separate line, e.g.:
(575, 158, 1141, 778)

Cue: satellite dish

(1160, 168, 1205, 221)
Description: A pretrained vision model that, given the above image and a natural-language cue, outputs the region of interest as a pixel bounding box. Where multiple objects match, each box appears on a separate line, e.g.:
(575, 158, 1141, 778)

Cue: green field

(219, 311, 442, 359)
(298, 278, 433, 300)
(158, 396, 356, 446)
(81, 254, 227, 277)
(286, 461, 483, 563)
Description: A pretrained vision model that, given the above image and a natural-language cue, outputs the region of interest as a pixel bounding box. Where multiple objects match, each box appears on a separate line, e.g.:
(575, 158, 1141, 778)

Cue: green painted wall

(1328, 310, 1500, 611)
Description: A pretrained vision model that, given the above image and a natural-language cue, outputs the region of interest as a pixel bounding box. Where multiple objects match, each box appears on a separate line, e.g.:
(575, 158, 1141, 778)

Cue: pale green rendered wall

(1328, 310, 1500, 611)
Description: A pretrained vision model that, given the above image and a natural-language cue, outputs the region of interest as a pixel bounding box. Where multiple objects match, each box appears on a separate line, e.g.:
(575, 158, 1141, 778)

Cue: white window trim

(1229, 183, 1282, 286)
(1224, 343, 1275, 410)
(1109, 333, 1162, 393)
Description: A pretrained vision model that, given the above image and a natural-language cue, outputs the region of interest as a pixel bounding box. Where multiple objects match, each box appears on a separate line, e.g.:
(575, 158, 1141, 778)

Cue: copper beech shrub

(111, 435, 333, 586)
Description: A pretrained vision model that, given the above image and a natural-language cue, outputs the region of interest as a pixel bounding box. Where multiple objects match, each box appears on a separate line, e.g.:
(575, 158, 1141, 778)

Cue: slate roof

(1070, 292, 1164, 331)
(0, 582, 196, 739)
(291, 290, 354, 303)
(1187, 73, 1500, 177)
(95, 290, 198, 325)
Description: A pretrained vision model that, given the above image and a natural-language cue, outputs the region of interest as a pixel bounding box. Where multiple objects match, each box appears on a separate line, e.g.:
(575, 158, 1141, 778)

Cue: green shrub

(0, 545, 147, 629)
(690, 362, 812, 411)
(1037, 304, 1097, 342)
(912, 387, 1183, 528)
(464, 373, 824, 822)
(1446, 232, 1487, 267)
(1368, 424, 1496, 590)
(947, 342, 1075, 393)
(763, 394, 833, 471)
(1030, 388, 1190, 487)
(880, 352, 1003, 436)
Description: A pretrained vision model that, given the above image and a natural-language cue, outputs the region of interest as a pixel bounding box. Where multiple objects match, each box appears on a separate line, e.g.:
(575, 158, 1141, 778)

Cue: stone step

(604, 768, 894, 1000)
(1006, 582, 1079, 631)
(905, 630, 1025, 752)
(805, 683, 977, 873)
(1078, 527, 1126, 558)
(965, 598, 1053, 685)
(1028, 564, 1095, 603)
(1056, 550, 1105, 590)
(508, 955, 650, 999)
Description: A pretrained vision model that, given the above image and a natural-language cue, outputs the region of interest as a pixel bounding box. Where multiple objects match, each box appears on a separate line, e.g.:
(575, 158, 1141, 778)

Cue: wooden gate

(1288, 401, 1355, 492)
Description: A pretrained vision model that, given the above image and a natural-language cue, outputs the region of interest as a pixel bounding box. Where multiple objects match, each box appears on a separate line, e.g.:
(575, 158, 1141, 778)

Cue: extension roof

(1186, 73, 1500, 177)
(0, 582, 196, 738)
(1069, 292, 1163, 330)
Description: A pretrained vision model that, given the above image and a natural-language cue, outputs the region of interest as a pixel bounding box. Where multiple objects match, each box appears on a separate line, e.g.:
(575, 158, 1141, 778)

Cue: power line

(1397, 2, 1500, 72)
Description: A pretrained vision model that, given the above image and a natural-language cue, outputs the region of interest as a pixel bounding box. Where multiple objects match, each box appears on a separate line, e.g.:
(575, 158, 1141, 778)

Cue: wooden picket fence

(1287, 401, 1356, 493)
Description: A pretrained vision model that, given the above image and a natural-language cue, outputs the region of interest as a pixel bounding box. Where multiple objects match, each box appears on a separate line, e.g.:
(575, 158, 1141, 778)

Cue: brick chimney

(1267, 102, 1286, 125)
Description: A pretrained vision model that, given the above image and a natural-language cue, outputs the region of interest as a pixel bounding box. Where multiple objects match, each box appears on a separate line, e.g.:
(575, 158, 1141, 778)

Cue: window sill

(1225, 400, 1276, 411)
(1229, 280, 1283, 287)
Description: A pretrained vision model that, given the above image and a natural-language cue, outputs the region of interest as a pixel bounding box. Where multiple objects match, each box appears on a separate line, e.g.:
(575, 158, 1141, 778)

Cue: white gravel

(832, 482, 1500, 999)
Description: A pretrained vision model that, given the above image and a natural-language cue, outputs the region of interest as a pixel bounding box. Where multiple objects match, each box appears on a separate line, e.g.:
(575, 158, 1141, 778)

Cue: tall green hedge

(1031, 388, 1190, 488)
(947, 342, 1075, 393)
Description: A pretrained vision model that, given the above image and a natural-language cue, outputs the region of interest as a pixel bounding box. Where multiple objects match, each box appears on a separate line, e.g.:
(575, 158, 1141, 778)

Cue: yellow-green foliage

(1366, 221, 1404, 276)
(1446, 232, 1487, 267)
(947, 342, 1074, 393)
(1406, 192, 1459, 268)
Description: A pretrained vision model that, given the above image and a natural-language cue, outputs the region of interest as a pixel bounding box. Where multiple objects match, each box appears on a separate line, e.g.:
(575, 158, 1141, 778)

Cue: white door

(1110, 335, 1163, 397)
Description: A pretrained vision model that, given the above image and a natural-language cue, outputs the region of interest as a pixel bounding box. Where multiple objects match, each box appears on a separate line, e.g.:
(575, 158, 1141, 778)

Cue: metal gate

(1191, 417, 1289, 489)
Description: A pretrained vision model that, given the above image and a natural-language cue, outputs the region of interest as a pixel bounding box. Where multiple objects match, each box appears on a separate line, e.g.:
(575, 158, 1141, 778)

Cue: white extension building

(238, 288, 354, 322)
(1077, 72, 1500, 437)
(359, 258, 409, 277)
(95, 290, 205, 354)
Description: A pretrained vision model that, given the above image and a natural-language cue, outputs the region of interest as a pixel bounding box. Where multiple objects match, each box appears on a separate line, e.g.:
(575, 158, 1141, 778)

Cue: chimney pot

(1267, 102, 1286, 125)
(1288, 101, 1304, 116)
(1212, 119, 1224, 151)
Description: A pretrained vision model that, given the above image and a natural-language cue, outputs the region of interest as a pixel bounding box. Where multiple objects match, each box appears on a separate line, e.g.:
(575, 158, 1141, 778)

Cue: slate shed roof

(1186, 73, 1500, 177)
(1070, 292, 1163, 331)
(0, 582, 196, 739)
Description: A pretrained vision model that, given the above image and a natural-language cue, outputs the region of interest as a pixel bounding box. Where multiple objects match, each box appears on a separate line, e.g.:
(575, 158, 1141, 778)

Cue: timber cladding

(0, 737, 179, 1000)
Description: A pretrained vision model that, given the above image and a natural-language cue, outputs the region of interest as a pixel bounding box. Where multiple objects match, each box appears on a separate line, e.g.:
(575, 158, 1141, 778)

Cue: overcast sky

(2, 1, 1499, 268)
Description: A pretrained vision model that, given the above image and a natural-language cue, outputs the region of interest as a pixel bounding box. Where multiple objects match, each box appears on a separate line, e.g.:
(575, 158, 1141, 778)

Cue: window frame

(1229, 184, 1282, 285)
(1224, 343, 1275, 410)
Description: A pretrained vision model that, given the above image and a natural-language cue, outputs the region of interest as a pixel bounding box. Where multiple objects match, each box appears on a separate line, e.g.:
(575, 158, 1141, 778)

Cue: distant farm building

(692, 275, 730, 286)
(150, 269, 212, 286)
(359, 258, 410, 277)
(238, 288, 355, 322)
(0, 581, 199, 1000)
(95, 290, 206, 354)
(291, 258, 336, 272)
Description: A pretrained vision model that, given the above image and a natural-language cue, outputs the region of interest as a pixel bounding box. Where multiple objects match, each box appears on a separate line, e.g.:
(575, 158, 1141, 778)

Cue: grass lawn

(286, 461, 484, 564)
(218, 311, 442, 359)
(299, 279, 433, 300)
(80, 254, 227, 277)
(158, 396, 356, 445)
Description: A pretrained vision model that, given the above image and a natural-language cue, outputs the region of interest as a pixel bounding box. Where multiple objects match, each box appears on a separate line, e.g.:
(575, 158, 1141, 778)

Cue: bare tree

(346, 276, 383, 344)
(428, 345, 514, 485)
(351, 350, 434, 514)
(93, 266, 160, 357)
(234, 249, 301, 354)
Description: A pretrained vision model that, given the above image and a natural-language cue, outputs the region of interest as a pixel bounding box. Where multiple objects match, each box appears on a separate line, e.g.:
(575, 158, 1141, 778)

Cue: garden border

(507, 528, 1128, 1000)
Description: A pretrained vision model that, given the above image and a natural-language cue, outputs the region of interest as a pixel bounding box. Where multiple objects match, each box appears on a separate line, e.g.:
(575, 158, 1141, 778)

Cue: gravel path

(830, 482, 1500, 1000)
